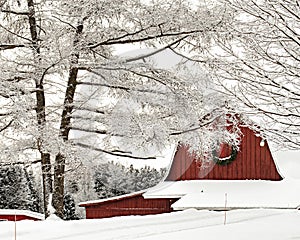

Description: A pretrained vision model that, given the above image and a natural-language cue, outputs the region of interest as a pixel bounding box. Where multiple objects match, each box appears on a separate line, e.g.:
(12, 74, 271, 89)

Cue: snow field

(0, 209, 300, 240)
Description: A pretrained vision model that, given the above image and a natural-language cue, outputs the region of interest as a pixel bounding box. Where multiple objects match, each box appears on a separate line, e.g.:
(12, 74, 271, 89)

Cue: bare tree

(199, 0, 300, 149)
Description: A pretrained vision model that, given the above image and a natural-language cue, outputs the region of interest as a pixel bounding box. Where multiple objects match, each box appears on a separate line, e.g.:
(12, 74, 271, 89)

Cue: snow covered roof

(79, 190, 146, 207)
(0, 209, 44, 220)
(144, 180, 300, 210)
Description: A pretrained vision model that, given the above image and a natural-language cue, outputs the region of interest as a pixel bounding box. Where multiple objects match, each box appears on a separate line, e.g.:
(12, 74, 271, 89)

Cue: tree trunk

(41, 153, 52, 217)
(53, 153, 65, 218)
(27, 0, 53, 218)
(52, 23, 83, 218)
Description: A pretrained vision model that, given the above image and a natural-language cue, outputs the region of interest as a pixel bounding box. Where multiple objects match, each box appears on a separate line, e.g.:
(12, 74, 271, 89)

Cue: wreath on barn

(213, 145, 238, 166)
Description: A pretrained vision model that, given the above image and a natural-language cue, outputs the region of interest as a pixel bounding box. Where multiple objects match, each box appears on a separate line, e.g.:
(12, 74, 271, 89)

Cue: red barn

(79, 191, 178, 219)
(80, 126, 284, 219)
(0, 209, 44, 221)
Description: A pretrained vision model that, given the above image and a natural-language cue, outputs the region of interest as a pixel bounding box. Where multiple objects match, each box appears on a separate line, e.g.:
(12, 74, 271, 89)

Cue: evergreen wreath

(213, 146, 238, 166)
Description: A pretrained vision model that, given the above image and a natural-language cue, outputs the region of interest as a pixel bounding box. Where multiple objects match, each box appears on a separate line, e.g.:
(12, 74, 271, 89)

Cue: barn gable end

(166, 126, 282, 181)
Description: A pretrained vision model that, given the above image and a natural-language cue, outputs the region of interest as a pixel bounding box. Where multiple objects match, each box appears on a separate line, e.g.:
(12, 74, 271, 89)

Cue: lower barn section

(0, 215, 37, 221)
(0, 209, 44, 221)
(80, 192, 178, 219)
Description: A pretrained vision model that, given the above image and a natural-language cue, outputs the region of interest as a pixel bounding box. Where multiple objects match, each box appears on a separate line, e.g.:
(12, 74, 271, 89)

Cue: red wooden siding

(81, 193, 178, 219)
(166, 126, 282, 181)
(0, 215, 41, 221)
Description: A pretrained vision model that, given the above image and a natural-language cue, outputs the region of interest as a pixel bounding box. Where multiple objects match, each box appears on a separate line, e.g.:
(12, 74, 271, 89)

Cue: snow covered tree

(0, 165, 41, 211)
(94, 162, 129, 199)
(131, 166, 164, 191)
(63, 193, 79, 220)
(23, 168, 42, 213)
(127, 165, 141, 192)
(199, 0, 300, 149)
(94, 162, 165, 198)
(0, 0, 238, 218)
(127, 165, 166, 191)
(0, 166, 23, 209)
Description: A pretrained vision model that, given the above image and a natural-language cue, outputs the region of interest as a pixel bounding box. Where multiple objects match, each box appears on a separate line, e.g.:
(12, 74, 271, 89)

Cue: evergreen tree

(0, 165, 41, 211)
(94, 162, 166, 199)
(23, 168, 42, 213)
(94, 163, 111, 199)
(64, 170, 98, 219)
(63, 193, 79, 220)
(0, 166, 23, 209)
(127, 165, 140, 192)
(94, 161, 129, 199)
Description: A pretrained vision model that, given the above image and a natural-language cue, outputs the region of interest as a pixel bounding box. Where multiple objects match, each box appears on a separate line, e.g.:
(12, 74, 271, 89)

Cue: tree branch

(1, 9, 28, 15)
(124, 36, 187, 63)
(0, 44, 26, 50)
(77, 80, 130, 91)
(0, 23, 33, 43)
(0, 119, 13, 132)
(52, 15, 76, 30)
(0, 159, 41, 166)
(170, 113, 222, 136)
(71, 126, 107, 135)
(75, 142, 156, 160)
(89, 29, 201, 49)
(72, 105, 105, 114)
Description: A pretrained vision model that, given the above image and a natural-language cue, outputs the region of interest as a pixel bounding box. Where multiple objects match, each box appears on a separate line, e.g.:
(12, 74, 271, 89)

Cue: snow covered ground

(1, 209, 300, 240)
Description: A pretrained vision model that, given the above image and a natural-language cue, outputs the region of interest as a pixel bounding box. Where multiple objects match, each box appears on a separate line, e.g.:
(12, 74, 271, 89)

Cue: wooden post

(224, 193, 227, 225)
(14, 212, 17, 240)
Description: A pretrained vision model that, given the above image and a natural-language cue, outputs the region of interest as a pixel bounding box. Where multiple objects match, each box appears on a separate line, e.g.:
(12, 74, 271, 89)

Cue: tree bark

(27, 0, 52, 218)
(41, 153, 52, 217)
(52, 23, 83, 218)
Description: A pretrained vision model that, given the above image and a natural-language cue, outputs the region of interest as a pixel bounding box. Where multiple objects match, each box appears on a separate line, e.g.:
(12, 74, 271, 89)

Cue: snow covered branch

(75, 142, 156, 160)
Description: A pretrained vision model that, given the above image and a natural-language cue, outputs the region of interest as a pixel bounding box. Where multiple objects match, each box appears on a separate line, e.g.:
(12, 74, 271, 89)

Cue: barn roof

(143, 180, 300, 210)
(79, 190, 146, 207)
(0, 209, 44, 220)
